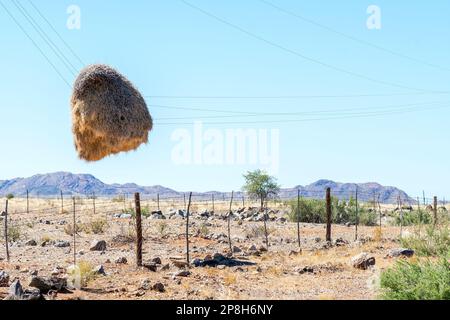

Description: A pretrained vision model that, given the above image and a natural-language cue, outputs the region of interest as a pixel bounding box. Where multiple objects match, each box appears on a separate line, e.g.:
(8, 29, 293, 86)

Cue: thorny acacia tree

(242, 170, 280, 210)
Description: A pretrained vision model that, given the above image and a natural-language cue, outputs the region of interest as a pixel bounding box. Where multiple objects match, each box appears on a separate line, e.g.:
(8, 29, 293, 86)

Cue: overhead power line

(11, 0, 78, 76)
(258, 0, 450, 72)
(150, 100, 449, 119)
(154, 102, 449, 125)
(0, 0, 71, 87)
(180, 0, 442, 93)
(27, 0, 85, 66)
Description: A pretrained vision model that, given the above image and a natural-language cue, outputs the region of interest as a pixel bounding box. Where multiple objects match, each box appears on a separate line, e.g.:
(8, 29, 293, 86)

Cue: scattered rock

(143, 262, 158, 272)
(174, 270, 191, 277)
(161, 263, 170, 271)
(351, 253, 376, 270)
(387, 248, 415, 258)
(29, 276, 67, 293)
(171, 260, 189, 269)
(92, 265, 106, 276)
(334, 238, 349, 247)
(152, 282, 165, 292)
(0, 271, 10, 287)
(54, 240, 71, 248)
(140, 279, 151, 290)
(29, 270, 38, 276)
(25, 239, 37, 246)
(296, 266, 315, 274)
(90, 240, 107, 251)
(232, 246, 242, 253)
(115, 257, 128, 264)
(5, 279, 44, 301)
(8, 279, 24, 298)
(151, 257, 162, 265)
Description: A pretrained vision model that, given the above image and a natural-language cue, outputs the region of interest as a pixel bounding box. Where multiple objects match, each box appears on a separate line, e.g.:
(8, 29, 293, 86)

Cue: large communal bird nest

(70, 64, 152, 161)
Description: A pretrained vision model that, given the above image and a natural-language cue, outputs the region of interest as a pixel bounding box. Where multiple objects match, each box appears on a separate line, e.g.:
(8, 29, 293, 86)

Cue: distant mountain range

(0, 172, 414, 204)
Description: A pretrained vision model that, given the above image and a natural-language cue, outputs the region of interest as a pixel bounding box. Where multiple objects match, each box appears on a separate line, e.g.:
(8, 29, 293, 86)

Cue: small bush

(393, 210, 432, 226)
(401, 225, 450, 257)
(1, 223, 22, 242)
(380, 258, 450, 300)
(83, 219, 109, 234)
(197, 222, 210, 237)
(245, 224, 274, 239)
(6, 194, 14, 200)
(288, 197, 377, 226)
(64, 223, 82, 236)
(67, 261, 97, 289)
(157, 221, 169, 237)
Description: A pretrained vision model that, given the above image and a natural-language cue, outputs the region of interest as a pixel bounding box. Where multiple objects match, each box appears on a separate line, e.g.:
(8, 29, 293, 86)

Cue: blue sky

(0, 0, 449, 199)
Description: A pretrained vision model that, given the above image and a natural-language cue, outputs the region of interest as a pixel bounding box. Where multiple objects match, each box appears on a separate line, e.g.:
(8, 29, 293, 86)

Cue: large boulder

(351, 253, 376, 270)
(387, 248, 415, 258)
(90, 240, 107, 251)
(29, 276, 67, 293)
(0, 271, 10, 287)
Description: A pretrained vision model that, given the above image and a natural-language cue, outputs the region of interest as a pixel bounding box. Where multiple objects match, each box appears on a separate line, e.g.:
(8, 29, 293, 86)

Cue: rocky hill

(0, 172, 414, 204)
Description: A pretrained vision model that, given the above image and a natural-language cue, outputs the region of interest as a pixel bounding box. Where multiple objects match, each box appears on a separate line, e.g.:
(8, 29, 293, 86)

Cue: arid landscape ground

(2, 197, 444, 300)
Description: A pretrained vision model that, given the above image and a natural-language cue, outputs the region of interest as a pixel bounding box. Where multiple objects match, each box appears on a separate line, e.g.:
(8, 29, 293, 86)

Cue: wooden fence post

(157, 193, 160, 211)
(355, 187, 359, 241)
(297, 189, 301, 248)
(4, 200, 10, 262)
(93, 192, 96, 215)
(398, 195, 403, 239)
(72, 197, 76, 266)
(264, 205, 269, 250)
(184, 193, 187, 211)
(186, 192, 192, 264)
(26, 189, 29, 214)
(60, 190, 64, 213)
(228, 191, 234, 253)
(135, 193, 143, 267)
(433, 196, 438, 227)
(326, 188, 332, 242)
(212, 194, 215, 213)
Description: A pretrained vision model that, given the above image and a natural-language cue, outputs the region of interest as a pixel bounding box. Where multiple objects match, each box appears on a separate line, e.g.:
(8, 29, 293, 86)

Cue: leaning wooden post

(398, 196, 403, 239)
(433, 196, 438, 227)
(355, 187, 359, 241)
(4, 200, 10, 262)
(157, 193, 160, 211)
(264, 204, 269, 250)
(228, 191, 234, 253)
(297, 189, 301, 248)
(26, 189, 29, 214)
(92, 192, 96, 215)
(72, 197, 76, 266)
(326, 188, 332, 242)
(60, 190, 64, 213)
(185, 192, 192, 265)
(134, 193, 143, 267)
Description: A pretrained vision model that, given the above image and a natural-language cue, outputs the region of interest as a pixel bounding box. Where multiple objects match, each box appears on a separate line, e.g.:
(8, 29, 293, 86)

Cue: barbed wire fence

(1, 189, 448, 267)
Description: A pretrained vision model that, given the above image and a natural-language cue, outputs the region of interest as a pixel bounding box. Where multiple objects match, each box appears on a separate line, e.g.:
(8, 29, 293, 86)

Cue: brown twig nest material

(70, 64, 152, 161)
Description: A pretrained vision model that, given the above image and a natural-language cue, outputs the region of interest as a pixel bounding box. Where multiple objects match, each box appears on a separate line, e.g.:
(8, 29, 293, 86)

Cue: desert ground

(0, 197, 446, 300)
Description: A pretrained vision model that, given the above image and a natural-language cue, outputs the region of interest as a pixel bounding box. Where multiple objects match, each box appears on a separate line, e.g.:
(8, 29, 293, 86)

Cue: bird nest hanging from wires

(70, 64, 152, 161)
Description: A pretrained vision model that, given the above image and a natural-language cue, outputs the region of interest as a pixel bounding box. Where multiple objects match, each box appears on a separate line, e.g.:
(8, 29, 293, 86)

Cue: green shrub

(83, 219, 109, 234)
(6, 194, 14, 200)
(122, 206, 151, 218)
(288, 197, 377, 226)
(0, 223, 22, 242)
(401, 225, 450, 257)
(393, 210, 432, 226)
(380, 258, 450, 300)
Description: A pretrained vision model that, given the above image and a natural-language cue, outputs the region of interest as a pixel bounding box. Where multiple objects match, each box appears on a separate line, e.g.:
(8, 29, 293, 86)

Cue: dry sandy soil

(0, 198, 431, 300)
